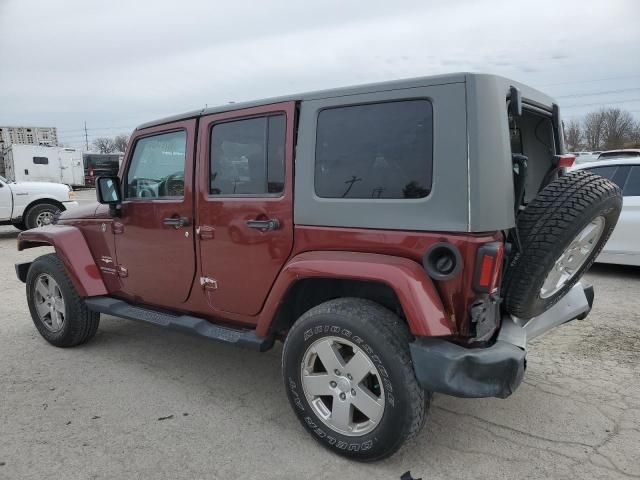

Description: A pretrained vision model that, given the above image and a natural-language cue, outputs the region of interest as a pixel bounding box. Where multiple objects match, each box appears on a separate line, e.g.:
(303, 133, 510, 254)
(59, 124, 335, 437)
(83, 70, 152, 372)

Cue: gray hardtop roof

(136, 72, 556, 131)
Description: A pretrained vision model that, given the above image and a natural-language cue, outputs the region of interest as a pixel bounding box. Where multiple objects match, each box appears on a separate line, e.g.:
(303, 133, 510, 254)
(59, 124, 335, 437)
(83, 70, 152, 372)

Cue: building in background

(0, 126, 59, 176)
(3, 145, 84, 187)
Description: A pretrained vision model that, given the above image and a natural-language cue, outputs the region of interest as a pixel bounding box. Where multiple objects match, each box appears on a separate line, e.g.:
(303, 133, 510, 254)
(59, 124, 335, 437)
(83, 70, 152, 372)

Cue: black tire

(282, 298, 429, 461)
(503, 171, 622, 319)
(24, 203, 60, 229)
(12, 221, 28, 231)
(26, 254, 100, 347)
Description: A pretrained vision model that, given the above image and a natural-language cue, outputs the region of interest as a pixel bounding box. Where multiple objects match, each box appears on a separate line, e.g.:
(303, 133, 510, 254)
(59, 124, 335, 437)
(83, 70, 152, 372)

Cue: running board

(84, 296, 274, 352)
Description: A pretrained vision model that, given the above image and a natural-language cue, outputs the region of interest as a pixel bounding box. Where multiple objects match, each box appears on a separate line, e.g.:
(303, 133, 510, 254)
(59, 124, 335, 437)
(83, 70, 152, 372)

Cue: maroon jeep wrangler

(16, 73, 622, 461)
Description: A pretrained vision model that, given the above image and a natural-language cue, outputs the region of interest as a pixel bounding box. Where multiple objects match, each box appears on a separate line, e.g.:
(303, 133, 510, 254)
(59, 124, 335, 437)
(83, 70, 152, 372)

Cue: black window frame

(123, 128, 188, 201)
(313, 98, 434, 200)
(33, 156, 49, 165)
(208, 112, 287, 198)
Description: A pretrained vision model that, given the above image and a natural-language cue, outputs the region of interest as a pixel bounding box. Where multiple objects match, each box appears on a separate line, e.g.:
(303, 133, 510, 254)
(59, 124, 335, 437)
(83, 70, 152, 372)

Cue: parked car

(597, 149, 640, 160)
(573, 158, 640, 266)
(14, 73, 622, 461)
(0, 175, 78, 230)
(572, 151, 601, 164)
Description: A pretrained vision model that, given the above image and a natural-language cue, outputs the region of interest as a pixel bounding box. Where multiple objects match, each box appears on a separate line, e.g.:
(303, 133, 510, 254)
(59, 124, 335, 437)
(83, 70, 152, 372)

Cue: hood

(59, 203, 100, 220)
(10, 181, 71, 195)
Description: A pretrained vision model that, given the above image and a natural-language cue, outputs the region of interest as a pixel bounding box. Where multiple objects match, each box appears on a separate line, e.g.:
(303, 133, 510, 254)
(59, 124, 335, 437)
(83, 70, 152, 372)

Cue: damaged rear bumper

(409, 282, 594, 398)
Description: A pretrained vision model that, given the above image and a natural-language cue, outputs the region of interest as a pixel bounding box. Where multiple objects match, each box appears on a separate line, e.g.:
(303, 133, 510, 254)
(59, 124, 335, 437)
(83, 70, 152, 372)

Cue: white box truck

(3, 145, 85, 187)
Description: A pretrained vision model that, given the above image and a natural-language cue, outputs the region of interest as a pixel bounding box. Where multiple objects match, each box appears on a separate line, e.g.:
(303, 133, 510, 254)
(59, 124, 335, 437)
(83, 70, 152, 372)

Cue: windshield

(0, 175, 7, 183)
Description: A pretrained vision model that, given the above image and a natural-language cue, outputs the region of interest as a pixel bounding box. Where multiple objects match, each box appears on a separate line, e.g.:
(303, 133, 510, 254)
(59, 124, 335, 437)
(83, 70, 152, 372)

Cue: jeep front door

(113, 120, 196, 307)
(196, 103, 295, 317)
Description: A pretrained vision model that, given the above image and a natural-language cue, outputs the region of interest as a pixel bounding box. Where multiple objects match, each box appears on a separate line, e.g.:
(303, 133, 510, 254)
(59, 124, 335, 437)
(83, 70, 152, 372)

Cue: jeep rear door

(112, 119, 196, 307)
(195, 102, 295, 316)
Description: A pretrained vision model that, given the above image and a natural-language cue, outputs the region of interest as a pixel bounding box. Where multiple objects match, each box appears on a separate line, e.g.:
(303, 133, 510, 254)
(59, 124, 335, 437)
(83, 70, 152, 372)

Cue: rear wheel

(282, 298, 428, 461)
(26, 254, 100, 347)
(503, 171, 622, 318)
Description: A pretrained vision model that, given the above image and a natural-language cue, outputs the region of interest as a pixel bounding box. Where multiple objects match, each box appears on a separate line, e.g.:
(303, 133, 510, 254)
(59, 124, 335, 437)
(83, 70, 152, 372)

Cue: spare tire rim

(33, 273, 66, 332)
(540, 216, 605, 299)
(300, 336, 385, 437)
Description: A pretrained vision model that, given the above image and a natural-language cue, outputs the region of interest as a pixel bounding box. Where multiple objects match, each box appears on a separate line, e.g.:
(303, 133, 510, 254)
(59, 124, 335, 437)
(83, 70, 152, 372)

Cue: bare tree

(113, 134, 129, 153)
(92, 137, 116, 154)
(564, 119, 582, 151)
(583, 109, 607, 150)
(602, 108, 636, 150)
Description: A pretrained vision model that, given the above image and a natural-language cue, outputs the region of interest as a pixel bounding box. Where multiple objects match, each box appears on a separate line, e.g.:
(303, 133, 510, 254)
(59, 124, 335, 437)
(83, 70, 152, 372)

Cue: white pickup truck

(0, 175, 79, 230)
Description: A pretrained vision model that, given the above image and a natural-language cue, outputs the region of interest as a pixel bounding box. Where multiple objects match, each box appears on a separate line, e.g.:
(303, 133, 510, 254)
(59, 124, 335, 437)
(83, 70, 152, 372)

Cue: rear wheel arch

(269, 278, 408, 338)
(255, 251, 452, 338)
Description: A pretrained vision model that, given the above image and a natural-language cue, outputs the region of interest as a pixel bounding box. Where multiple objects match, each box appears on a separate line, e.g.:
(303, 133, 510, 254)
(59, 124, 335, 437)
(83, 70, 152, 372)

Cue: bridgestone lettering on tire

(26, 254, 100, 347)
(503, 171, 622, 319)
(282, 298, 429, 462)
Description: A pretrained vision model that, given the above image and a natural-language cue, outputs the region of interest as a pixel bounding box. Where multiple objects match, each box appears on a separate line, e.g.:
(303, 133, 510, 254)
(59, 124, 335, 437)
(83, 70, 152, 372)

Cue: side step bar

(84, 296, 274, 352)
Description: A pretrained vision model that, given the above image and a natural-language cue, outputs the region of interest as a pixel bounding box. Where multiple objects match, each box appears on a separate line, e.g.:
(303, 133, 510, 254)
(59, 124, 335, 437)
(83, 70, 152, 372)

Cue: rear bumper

(410, 282, 593, 398)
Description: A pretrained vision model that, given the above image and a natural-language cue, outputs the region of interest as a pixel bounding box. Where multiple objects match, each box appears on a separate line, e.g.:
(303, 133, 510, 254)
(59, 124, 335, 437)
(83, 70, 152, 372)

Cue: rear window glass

(623, 166, 640, 196)
(315, 100, 433, 199)
(33, 156, 48, 165)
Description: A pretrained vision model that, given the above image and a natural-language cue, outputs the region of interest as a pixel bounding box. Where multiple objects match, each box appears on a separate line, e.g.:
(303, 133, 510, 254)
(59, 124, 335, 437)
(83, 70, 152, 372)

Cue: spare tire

(503, 170, 622, 319)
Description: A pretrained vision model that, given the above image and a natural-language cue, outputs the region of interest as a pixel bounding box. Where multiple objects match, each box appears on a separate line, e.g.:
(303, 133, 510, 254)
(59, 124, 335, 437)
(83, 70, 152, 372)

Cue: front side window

(315, 100, 433, 199)
(126, 130, 186, 199)
(209, 114, 285, 195)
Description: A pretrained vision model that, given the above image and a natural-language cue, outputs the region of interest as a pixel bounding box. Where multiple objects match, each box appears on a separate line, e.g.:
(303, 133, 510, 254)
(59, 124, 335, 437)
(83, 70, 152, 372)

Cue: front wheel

(282, 298, 429, 461)
(26, 254, 100, 347)
(25, 203, 60, 229)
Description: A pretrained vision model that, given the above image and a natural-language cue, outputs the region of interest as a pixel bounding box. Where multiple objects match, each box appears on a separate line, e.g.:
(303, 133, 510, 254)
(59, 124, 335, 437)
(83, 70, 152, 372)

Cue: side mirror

(96, 176, 122, 216)
(509, 86, 523, 118)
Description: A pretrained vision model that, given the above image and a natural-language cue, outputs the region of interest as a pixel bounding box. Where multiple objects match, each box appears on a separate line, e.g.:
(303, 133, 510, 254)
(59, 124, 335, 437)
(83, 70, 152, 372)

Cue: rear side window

(623, 166, 640, 196)
(33, 156, 48, 165)
(315, 100, 433, 199)
(210, 114, 285, 195)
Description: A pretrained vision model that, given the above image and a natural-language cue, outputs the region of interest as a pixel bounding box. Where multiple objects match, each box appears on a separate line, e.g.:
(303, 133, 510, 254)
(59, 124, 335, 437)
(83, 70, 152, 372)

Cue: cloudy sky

(1, 0, 639, 149)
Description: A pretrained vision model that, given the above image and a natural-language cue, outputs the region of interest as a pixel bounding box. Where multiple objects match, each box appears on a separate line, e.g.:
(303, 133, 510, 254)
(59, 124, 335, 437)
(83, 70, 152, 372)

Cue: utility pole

(84, 121, 89, 151)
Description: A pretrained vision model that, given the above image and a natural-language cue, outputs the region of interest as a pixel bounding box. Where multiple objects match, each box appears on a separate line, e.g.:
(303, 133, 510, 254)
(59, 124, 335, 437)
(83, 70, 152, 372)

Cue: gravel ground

(1, 191, 638, 479)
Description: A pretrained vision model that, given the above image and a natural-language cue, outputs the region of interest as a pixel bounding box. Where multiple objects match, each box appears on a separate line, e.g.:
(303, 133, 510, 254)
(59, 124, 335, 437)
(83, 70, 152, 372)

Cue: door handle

(246, 218, 280, 231)
(163, 216, 190, 228)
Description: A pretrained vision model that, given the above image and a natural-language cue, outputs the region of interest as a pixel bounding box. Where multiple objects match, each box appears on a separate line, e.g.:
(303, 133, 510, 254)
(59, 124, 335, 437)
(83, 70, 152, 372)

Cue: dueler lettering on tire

(282, 298, 429, 461)
(503, 171, 622, 319)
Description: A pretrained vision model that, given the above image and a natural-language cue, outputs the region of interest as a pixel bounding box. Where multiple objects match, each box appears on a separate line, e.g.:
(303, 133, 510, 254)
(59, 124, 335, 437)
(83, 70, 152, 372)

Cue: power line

(57, 125, 135, 134)
(556, 87, 640, 99)
(563, 98, 640, 109)
(539, 74, 640, 87)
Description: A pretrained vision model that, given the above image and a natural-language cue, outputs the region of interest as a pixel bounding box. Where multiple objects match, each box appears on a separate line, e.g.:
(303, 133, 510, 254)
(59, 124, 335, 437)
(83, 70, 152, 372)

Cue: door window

(209, 114, 285, 196)
(623, 166, 640, 196)
(125, 130, 187, 199)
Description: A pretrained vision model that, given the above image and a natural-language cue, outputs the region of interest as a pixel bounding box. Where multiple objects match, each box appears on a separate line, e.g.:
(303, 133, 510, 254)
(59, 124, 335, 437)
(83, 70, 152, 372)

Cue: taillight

(554, 154, 575, 168)
(89, 168, 94, 177)
(473, 242, 504, 294)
